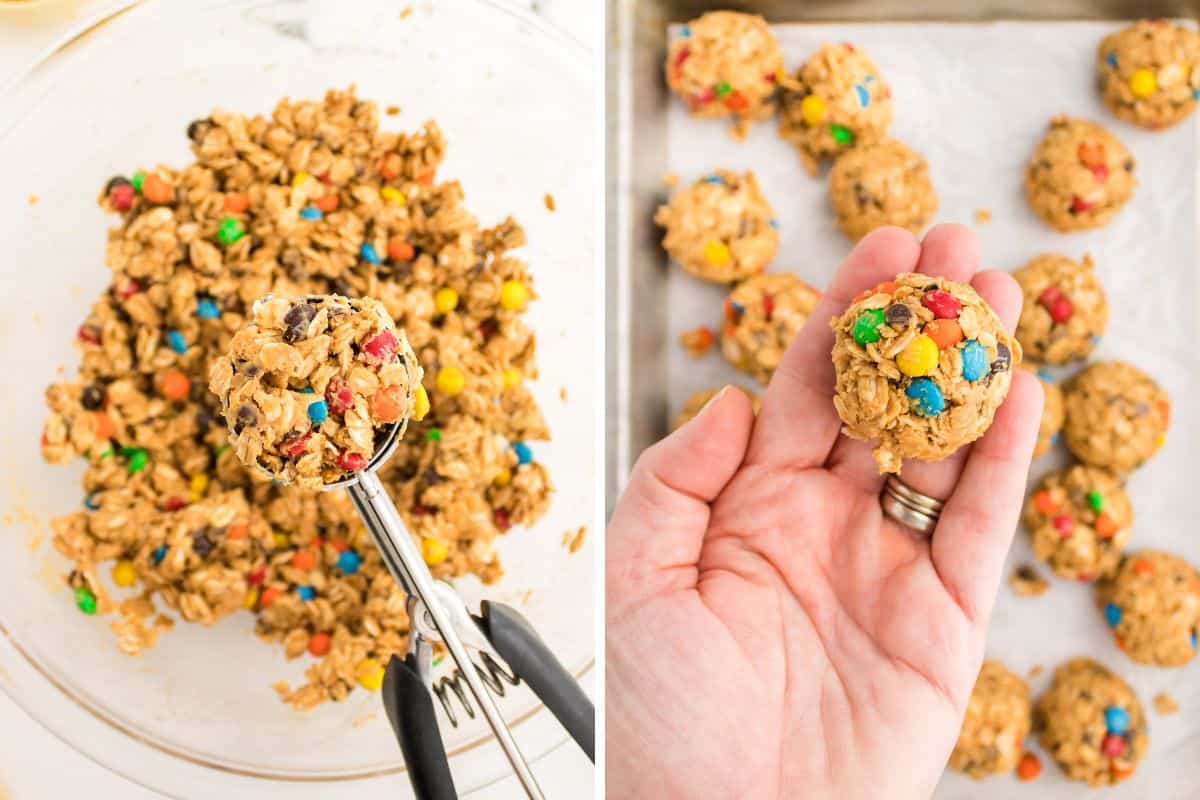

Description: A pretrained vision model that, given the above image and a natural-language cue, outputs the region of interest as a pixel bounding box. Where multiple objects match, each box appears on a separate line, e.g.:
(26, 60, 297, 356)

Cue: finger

(930, 370, 1043, 625)
(607, 386, 755, 610)
(744, 226, 922, 470)
(913, 222, 981, 283)
(896, 269, 1024, 501)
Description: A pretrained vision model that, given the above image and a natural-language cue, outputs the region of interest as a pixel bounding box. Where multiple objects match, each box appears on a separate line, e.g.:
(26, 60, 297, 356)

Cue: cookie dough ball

(654, 170, 779, 283)
(831, 273, 1020, 473)
(1013, 253, 1108, 365)
(949, 661, 1032, 780)
(209, 295, 424, 490)
(778, 42, 893, 174)
(1098, 21, 1200, 130)
(1024, 115, 1136, 233)
(665, 12, 783, 129)
(1063, 361, 1170, 473)
(1023, 465, 1132, 582)
(720, 272, 820, 383)
(828, 138, 937, 240)
(1097, 550, 1200, 667)
(1034, 658, 1148, 787)
(1028, 367, 1065, 458)
(672, 385, 760, 430)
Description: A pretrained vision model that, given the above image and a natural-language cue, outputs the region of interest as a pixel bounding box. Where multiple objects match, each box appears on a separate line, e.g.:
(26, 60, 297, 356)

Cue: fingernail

(696, 385, 731, 419)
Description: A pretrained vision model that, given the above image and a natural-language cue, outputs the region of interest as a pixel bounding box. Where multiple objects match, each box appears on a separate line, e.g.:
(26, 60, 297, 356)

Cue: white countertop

(0, 1, 597, 798)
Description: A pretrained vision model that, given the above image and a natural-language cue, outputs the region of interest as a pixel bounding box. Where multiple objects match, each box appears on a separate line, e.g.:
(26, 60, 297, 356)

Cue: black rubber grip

(382, 654, 458, 800)
(481, 601, 596, 761)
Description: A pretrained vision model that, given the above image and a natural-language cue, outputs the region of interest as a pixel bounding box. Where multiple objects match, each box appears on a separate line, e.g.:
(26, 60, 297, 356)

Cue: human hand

(606, 225, 1043, 799)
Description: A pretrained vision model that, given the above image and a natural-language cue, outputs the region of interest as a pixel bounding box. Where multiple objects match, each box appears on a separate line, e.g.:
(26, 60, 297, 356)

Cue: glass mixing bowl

(0, 0, 595, 796)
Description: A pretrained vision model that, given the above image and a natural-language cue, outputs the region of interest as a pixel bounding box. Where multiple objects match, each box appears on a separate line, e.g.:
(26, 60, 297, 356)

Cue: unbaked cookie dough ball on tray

(1024, 115, 1136, 232)
(830, 273, 1020, 474)
(720, 272, 820, 384)
(1034, 658, 1148, 787)
(827, 138, 937, 241)
(1062, 361, 1170, 474)
(1023, 464, 1132, 582)
(778, 42, 893, 174)
(672, 385, 760, 431)
(1013, 253, 1108, 365)
(209, 295, 426, 491)
(949, 660, 1032, 780)
(1098, 20, 1200, 130)
(1026, 366, 1065, 458)
(665, 11, 784, 133)
(1097, 550, 1200, 667)
(654, 169, 779, 283)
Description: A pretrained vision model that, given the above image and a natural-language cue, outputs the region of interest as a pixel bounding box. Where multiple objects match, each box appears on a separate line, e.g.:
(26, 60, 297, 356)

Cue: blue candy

(360, 243, 382, 264)
(1192, 630, 1198, 649)
(768, 218, 780, 230)
(195, 297, 220, 319)
(299, 387, 315, 394)
(83, 492, 100, 511)
(960, 339, 988, 382)
(297, 585, 316, 601)
(1050, 432, 1060, 445)
(1106, 52, 1118, 68)
(1036, 367, 1055, 382)
(513, 441, 533, 465)
(905, 377, 945, 416)
(1104, 602, 1122, 627)
(730, 302, 745, 316)
(152, 544, 168, 564)
(299, 206, 323, 220)
(703, 174, 724, 184)
(853, 84, 870, 108)
(166, 330, 188, 354)
(307, 400, 328, 424)
(1105, 705, 1129, 735)
(679, 25, 691, 38)
(337, 550, 361, 575)
(1193, 87, 1200, 101)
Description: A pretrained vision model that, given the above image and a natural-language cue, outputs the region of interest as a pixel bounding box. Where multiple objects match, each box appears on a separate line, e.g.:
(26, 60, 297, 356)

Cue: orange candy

(1158, 398, 1171, 426)
(1016, 752, 1041, 781)
(308, 631, 331, 657)
(380, 152, 402, 180)
(387, 237, 415, 262)
(924, 319, 963, 350)
(93, 411, 115, 441)
(290, 550, 316, 570)
(226, 523, 248, 541)
(161, 371, 191, 400)
(371, 385, 405, 423)
(853, 280, 898, 304)
(259, 586, 282, 608)
(1114, 633, 1126, 650)
(1094, 513, 1119, 539)
(141, 174, 174, 205)
(1033, 490, 1058, 515)
(1111, 763, 1134, 782)
(418, 169, 435, 187)
(1132, 559, 1154, 576)
(223, 192, 250, 213)
(315, 193, 339, 213)
(724, 91, 749, 112)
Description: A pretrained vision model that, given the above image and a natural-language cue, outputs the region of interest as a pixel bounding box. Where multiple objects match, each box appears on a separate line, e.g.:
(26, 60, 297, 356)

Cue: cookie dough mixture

(1023, 465, 1132, 582)
(830, 273, 1020, 473)
(209, 295, 424, 490)
(654, 169, 779, 283)
(672, 385, 760, 431)
(778, 42, 893, 174)
(1028, 367, 1064, 458)
(1024, 115, 1136, 232)
(1098, 20, 1200, 130)
(1097, 550, 1200, 667)
(1063, 361, 1170, 473)
(665, 11, 784, 133)
(827, 138, 937, 241)
(1034, 658, 1148, 786)
(39, 89, 553, 710)
(720, 272, 820, 383)
(1013, 253, 1108, 364)
(949, 660, 1032, 780)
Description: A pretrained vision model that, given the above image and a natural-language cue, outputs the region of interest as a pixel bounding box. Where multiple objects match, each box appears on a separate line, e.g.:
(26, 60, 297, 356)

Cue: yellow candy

(1156, 433, 1166, 448)
(502, 367, 522, 388)
(188, 473, 209, 503)
(291, 171, 310, 188)
(421, 537, 449, 566)
(896, 334, 939, 377)
(702, 240, 730, 266)
(380, 186, 406, 205)
(800, 95, 826, 126)
(494, 467, 512, 486)
(436, 366, 466, 396)
(111, 560, 138, 588)
(243, 586, 260, 610)
(434, 287, 459, 314)
(413, 385, 430, 420)
(272, 531, 290, 550)
(499, 279, 529, 311)
(356, 658, 385, 691)
(1129, 68, 1157, 98)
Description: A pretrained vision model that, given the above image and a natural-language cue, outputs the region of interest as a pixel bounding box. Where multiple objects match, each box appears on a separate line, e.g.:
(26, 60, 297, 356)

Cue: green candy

(426, 428, 442, 442)
(852, 308, 886, 345)
(214, 444, 231, 458)
(121, 446, 149, 475)
(97, 443, 114, 460)
(830, 124, 854, 145)
(131, 170, 146, 192)
(715, 81, 732, 97)
(1087, 490, 1104, 513)
(75, 586, 97, 615)
(217, 217, 246, 246)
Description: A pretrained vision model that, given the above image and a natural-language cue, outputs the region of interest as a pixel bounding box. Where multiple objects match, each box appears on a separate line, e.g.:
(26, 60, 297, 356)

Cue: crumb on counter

(1009, 564, 1049, 597)
(561, 526, 587, 554)
(385, 104, 401, 116)
(559, 387, 567, 402)
(544, 193, 556, 212)
(662, 172, 679, 187)
(28, 194, 38, 206)
(400, 6, 412, 18)
(974, 208, 991, 224)
(1153, 692, 1179, 715)
(679, 326, 715, 357)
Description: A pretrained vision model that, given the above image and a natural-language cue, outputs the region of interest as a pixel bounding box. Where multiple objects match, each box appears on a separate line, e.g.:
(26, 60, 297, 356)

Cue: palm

(607, 227, 1042, 800)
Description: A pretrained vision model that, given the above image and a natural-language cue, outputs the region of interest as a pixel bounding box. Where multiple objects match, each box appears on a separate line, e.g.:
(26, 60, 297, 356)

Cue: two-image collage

(0, 0, 1195, 798)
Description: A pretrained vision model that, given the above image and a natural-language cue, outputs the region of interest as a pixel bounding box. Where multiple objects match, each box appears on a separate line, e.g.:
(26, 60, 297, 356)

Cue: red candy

(1091, 164, 1110, 183)
(494, 509, 512, 531)
(109, 183, 134, 212)
(335, 450, 367, 471)
(78, 325, 100, 345)
(1071, 196, 1093, 214)
(690, 87, 715, 107)
(247, 565, 266, 585)
(762, 294, 775, 320)
(1053, 515, 1075, 537)
(1049, 297, 1074, 323)
(411, 503, 434, 516)
(1039, 286, 1062, 306)
(921, 290, 961, 319)
(361, 330, 398, 363)
(325, 379, 354, 416)
(281, 432, 311, 457)
(674, 47, 690, 70)
(163, 496, 185, 512)
(115, 279, 141, 300)
(1102, 734, 1126, 758)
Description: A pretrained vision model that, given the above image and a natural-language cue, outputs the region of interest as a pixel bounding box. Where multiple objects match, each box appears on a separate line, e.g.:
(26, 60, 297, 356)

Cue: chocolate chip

(191, 529, 214, 557)
(884, 303, 911, 327)
(282, 303, 317, 342)
(81, 385, 105, 410)
(1124, 158, 1135, 172)
(186, 118, 213, 143)
(236, 404, 258, 427)
(1134, 401, 1149, 417)
(990, 342, 1012, 374)
(330, 278, 352, 297)
(195, 408, 213, 432)
(423, 467, 442, 486)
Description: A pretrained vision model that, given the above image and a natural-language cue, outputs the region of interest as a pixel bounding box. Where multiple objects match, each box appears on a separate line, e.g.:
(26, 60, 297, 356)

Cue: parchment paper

(664, 21, 1200, 799)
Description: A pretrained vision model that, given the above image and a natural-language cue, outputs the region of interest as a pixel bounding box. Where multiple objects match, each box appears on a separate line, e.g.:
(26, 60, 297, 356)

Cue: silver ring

(880, 475, 943, 535)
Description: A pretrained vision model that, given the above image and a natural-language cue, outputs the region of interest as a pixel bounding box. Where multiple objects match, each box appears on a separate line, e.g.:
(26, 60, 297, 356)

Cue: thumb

(607, 386, 755, 607)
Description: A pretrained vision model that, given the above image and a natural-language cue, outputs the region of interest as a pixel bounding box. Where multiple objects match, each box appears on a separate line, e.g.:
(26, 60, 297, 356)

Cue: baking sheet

(663, 20, 1200, 799)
